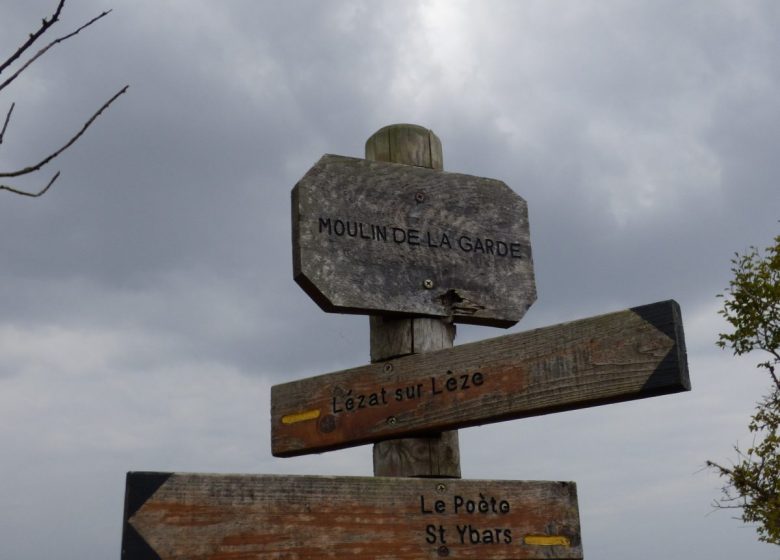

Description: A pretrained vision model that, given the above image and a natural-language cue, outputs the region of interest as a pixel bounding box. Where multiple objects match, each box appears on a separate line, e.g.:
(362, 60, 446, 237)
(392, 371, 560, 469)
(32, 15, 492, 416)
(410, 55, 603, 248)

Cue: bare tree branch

(0, 85, 128, 180)
(0, 2, 127, 198)
(0, 172, 59, 198)
(0, 0, 65, 76)
(0, 102, 14, 146)
(0, 8, 112, 94)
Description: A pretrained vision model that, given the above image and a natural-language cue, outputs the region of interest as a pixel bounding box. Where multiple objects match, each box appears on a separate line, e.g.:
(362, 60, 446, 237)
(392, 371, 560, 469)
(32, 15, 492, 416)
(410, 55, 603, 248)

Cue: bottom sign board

(122, 472, 582, 560)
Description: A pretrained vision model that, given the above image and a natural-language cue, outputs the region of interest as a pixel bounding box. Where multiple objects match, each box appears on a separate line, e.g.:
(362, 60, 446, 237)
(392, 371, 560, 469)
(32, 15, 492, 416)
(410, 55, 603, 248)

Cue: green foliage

(709, 233, 780, 544)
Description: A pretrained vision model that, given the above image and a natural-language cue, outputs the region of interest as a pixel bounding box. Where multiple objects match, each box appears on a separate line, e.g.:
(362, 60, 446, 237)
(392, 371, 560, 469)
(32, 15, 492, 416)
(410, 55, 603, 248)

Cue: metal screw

(415, 192, 426, 203)
(437, 545, 450, 557)
(319, 415, 336, 434)
(383, 362, 393, 373)
(423, 279, 434, 289)
(436, 483, 447, 494)
(387, 416, 397, 426)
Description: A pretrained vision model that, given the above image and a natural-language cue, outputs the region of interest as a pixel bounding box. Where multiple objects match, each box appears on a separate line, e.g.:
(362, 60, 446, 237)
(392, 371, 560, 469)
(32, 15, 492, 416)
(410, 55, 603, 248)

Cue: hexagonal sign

(292, 154, 536, 328)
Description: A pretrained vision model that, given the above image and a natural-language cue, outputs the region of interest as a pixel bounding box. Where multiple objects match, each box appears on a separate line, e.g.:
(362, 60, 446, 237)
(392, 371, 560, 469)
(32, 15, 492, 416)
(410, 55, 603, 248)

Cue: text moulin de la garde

(317, 216, 526, 259)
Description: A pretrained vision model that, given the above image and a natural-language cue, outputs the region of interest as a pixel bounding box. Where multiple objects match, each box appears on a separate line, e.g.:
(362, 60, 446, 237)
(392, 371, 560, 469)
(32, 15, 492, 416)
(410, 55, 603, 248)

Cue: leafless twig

(0, 1, 126, 197)
(0, 84, 128, 180)
(0, 102, 14, 145)
(0, 9, 112, 93)
(0, 0, 65, 76)
(0, 172, 59, 198)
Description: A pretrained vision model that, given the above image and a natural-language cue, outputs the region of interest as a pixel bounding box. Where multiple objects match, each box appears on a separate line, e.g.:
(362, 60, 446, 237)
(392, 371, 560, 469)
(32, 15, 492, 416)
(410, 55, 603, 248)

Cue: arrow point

(122, 472, 171, 560)
(121, 523, 163, 560)
(631, 300, 690, 394)
(629, 299, 681, 341)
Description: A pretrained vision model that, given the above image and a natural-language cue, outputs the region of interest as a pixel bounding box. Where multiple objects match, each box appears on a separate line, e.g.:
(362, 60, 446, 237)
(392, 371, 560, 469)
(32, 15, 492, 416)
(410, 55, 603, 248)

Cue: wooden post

(367, 124, 461, 478)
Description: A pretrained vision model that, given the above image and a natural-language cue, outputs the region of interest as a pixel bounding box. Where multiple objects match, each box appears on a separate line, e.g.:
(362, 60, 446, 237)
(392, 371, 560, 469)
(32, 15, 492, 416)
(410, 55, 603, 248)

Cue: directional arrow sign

(272, 300, 689, 457)
(292, 154, 536, 327)
(122, 472, 582, 560)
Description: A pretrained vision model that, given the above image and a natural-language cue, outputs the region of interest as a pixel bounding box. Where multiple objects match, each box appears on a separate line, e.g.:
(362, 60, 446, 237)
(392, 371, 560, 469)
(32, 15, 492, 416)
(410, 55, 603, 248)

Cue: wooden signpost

(123, 473, 581, 559)
(271, 300, 688, 457)
(122, 123, 690, 559)
(293, 154, 536, 327)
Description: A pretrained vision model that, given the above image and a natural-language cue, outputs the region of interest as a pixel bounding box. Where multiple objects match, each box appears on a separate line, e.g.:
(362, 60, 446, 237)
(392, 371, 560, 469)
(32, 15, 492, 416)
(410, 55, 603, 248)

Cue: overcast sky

(1, 1, 779, 558)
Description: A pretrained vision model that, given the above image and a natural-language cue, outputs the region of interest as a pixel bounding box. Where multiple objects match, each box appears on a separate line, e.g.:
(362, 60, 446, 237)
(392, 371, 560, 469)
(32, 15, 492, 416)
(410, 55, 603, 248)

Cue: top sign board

(292, 154, 536, 327)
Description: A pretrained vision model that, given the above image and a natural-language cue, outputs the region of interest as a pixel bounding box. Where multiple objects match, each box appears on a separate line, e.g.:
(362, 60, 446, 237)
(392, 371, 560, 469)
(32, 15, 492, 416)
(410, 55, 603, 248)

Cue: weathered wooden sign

(272, 300, 688, 457)
(122, 472, 582, 560)
(292, 154, 536, 327)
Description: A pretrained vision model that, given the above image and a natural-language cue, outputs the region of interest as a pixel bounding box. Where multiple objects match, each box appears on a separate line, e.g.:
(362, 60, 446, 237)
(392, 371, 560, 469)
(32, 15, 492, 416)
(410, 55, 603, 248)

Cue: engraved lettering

(425, 524, 437, 544)
(314, 216, 526, 262)
(331, 387, 390, 415)
(425, 524, 447, 544)
(420, 495, 433, 514)
(421, 495, 447, 514)
(456, 524, 468, 542)
(456, 525, 513, 545)
(430, 370, 485, 396)
(458, 235, 472, 251)
(453, 494, 510, 515)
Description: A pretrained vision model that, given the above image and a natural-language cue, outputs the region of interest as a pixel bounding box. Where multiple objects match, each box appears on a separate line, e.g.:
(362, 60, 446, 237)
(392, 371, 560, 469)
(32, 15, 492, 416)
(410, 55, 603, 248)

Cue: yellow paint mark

(281, 409, 321, 425)
(524, 535, 571, 547)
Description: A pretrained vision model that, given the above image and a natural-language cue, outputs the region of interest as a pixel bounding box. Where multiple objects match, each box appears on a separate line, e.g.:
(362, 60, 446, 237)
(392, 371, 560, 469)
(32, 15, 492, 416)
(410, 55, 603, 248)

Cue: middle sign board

(292, 154, 536, 327)
(272, 300, 689, 457)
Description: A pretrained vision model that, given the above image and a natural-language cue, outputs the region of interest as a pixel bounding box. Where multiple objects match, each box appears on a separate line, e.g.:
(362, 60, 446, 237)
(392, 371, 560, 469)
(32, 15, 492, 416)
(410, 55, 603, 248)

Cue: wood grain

(272, 300, 689, 457)
(367, 125, 461, 478)
(123, 472, 582, 560)
(370, 315, 461, 477)
(291, 153, 536, 327)
(365, 123, 443, 170)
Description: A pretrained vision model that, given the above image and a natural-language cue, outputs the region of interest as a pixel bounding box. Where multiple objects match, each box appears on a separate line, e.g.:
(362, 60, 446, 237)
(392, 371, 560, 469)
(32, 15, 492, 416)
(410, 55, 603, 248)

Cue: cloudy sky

(1, 1, 779, 558)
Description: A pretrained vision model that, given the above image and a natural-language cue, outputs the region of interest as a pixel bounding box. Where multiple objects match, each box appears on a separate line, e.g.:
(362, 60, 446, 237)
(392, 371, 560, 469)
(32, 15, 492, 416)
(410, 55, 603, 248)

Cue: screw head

(319, 415, 336, 434)
(387, 416, 397, 426)
(436, 483, 447, 493)
(423, 279, 434, 289)
(383, 362, 393, 373)
(437, 545, 450, 557)
(415, 192, 426, 203)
